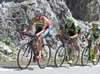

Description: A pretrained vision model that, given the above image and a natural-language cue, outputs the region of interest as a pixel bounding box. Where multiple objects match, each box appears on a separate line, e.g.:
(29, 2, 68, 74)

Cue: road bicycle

(81, 39, 100, 66)
(54, 35, 80, 67)
(17, 33, 51, 69)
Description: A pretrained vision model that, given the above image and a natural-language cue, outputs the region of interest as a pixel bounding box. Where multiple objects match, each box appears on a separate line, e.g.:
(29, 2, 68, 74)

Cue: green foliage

(0, 34, 12, 45)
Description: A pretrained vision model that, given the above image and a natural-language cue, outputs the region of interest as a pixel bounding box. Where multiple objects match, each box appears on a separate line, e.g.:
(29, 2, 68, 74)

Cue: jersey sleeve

(74, 20, 78, 33)
(31, 16, 35, 21)
(98, 28, 100, 36)
(74, 24, 78, 33)
(87, 28, 91, 35)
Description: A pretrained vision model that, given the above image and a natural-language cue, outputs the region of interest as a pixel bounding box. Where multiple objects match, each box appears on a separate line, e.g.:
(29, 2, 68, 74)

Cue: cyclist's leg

(94, 43, 98, 54)
(41, 26, 51, 37)
(36, 26, 51, 59)
(34, 26, 42, 51)
(36, 36, 43, 59)
(92, 40, 100, 61)
(94, 38, 100, 54)
(34, 27, 42, 59)
(68, 40, 75, 64)
(68, 38, 77, 64)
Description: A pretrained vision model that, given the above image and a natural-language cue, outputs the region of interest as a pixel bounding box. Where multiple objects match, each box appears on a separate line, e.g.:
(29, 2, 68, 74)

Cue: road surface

(0, 63, 100, 74)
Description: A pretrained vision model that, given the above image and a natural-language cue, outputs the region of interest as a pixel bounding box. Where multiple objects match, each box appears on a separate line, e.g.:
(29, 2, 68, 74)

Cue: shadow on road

(0, 66, 34, 71)
(0, 63, 100, 71)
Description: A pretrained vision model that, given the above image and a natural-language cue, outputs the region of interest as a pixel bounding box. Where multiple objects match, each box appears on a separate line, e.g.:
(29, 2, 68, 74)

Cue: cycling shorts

(35, 25, 51, 37)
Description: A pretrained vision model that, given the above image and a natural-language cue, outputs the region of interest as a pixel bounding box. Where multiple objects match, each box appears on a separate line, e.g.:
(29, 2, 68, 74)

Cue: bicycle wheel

(17, 43, 32, 69)
(81, 47, 89, 66)
(71, 45, 80, 66)
(37, 44, 51, 69)
(93, 47, 100, 65)
(54, 45, 65, 67)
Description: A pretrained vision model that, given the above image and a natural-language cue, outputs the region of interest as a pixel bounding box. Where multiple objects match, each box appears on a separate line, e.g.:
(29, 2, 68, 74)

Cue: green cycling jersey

(64, 18, 78, 36)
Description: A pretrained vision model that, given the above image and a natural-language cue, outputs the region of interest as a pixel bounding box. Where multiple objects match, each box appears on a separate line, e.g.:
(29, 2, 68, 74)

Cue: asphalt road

(0, 63, 100, 74)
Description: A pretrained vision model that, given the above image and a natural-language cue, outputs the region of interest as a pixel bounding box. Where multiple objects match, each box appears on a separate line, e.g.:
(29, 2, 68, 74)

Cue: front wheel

(37, 44, 51, 69)
(54, 45, 65, 67)
(71, 45, 80, 66)
(17, 43, 32, 69)
(81, 47, 89, 66)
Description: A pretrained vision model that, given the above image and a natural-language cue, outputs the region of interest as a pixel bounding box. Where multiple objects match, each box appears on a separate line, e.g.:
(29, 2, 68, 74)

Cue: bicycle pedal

(65, 56, 69, 60)
(33, 56, 36, 62)
(33, 59, 36, 62)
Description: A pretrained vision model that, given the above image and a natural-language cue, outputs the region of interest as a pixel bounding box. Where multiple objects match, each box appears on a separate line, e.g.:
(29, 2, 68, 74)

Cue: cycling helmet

(65, 16, 74, 25)
(34, 9, 42, 16)
(91, 21, 98, 28)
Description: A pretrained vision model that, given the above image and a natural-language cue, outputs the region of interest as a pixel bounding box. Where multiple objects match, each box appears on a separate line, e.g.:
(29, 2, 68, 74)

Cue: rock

(65, 0, 100, 21)
(21, 0, 36, 5)
(0, 42, 12, 54)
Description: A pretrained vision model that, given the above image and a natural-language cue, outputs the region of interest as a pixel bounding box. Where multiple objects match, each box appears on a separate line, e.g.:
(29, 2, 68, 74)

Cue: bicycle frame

(87, 40, 95, 61)
(17, 33, 51, 69)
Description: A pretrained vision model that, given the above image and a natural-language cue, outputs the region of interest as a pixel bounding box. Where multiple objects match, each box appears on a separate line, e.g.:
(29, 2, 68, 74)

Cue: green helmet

(65, 17, 74, 25)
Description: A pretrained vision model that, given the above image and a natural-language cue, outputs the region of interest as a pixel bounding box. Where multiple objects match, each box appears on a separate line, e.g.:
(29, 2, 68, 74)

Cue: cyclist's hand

(70, 36, 73, 39)
(34, 34, 39, 38)
(94, 41, 97, 45)
(20, 30, 25, 35)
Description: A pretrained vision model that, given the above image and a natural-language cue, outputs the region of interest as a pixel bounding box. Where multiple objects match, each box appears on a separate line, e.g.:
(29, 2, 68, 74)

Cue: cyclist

(61, 16, 78, 64)
(85, 21, 100, 62)
(20, 9, 51, 60)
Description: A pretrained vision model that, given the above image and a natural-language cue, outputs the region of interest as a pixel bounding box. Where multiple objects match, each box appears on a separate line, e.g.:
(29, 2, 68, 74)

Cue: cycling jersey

(32, 16, 50, 28)
(87, 27, 100, 41)
(64, 22, 78, 36)
(31, 16, 51, 37)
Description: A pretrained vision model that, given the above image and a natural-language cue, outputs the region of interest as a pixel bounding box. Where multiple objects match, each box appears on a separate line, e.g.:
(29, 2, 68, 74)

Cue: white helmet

(34, 9, 42, 16)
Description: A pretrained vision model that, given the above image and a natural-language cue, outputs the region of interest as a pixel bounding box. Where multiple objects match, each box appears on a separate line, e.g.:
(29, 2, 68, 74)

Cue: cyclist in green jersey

(62, 16, 78, 64)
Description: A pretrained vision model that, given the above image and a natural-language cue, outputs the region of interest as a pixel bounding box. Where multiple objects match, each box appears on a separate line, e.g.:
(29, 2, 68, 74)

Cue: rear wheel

(17, 43, 32, 69)
(54, 45, 65, 67)
(71, 45, 80, 66)
(37, 44, 51, 69)
(93, 46, 100, 65)
(72, 46, 80, 66)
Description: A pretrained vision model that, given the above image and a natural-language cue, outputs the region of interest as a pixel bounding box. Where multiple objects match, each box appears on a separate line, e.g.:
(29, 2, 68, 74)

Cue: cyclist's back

(64, 17, 78, 37)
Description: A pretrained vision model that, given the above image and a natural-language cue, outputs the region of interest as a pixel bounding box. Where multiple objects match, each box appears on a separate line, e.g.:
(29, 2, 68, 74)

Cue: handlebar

(20, 32, 38, 40)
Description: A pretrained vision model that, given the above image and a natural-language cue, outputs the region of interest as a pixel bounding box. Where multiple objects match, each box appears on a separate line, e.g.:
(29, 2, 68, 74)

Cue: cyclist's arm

(85, 29, 91, 39)
(23, 18, 35, 32)
(35, 16, 48, 36)
(95, 29, 100, 43)
(42, 16, 50, 29)
(95, 36, 100, 44)
(70, 23, 78, 39)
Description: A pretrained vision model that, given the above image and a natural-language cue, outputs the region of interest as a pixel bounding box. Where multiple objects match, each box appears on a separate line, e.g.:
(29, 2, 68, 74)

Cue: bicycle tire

(71, 45, 80, 66)
(17, 43, 32, 69)
(81, 47, 89, 66)
(93, 47, 100, 65)
(54, 45, 65, 67)
(37, 44, 51, 69)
